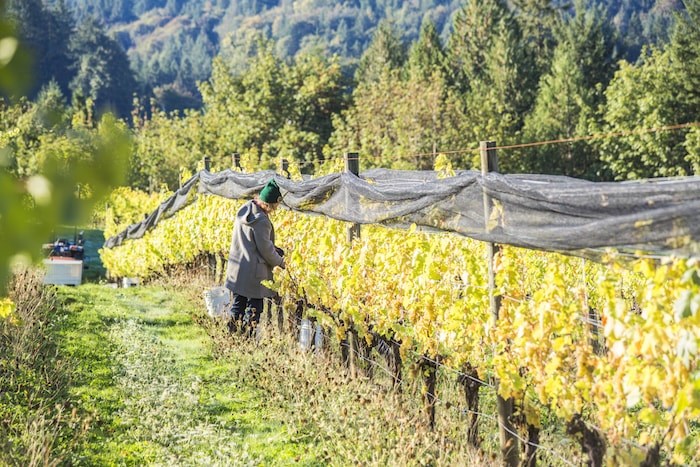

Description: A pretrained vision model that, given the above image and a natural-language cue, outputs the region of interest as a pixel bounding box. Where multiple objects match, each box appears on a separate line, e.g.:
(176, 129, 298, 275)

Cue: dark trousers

(230, 294, 263, 326)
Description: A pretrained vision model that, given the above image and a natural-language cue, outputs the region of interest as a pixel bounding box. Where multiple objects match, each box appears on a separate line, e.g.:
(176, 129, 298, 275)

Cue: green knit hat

(259, 179, 281, 203)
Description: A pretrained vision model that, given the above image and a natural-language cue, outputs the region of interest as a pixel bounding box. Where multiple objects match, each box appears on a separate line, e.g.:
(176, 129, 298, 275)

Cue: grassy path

(57, 284, 318, 466)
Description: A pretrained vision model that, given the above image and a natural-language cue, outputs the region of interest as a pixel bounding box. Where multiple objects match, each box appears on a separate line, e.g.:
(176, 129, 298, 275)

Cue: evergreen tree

(0, 0, 32, 97)
(335, 18, 351, 56)
(53, 0, 683, 115)
(4, 0, 79, 98)
(613, 0, 680, 61)
(330, 20, 408, 168)
(447, 0, 508, 91)
(34, 79, 70, 132)
(5, 0, 49, 96)
(107, 0, 133, 22)
(165, 0, 185, 15)
(520, 0, 617, 178)
(355, 21, 406, 84)
(188, 30, 216, 84)
(672, 0, 700, 106)
(327, 75, 406, 168)
(407, 19, 449, 81)
(511, 0, 561, 78)
(133, 0, 166, 16)
(44, 0, 75, 96)
(675, 0, 700, 170)
(328, 18, 465, 170)
(450, 0, 536, 163)
(559, 0, 617, 96)
(197, 40, 345, 172)
(69, 17, 137, 119)
(154, 38, 180, 85)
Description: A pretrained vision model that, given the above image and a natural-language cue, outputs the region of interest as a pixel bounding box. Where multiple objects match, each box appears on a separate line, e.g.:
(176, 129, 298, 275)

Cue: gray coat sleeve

(253, 217, 284, 268)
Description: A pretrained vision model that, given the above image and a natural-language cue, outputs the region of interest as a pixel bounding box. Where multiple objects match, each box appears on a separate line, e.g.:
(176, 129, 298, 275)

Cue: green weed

(0, 269, 88, 466)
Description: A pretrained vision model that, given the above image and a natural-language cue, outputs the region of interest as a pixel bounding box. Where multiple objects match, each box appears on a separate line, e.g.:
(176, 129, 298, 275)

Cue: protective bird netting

(104, 168, 700, 259)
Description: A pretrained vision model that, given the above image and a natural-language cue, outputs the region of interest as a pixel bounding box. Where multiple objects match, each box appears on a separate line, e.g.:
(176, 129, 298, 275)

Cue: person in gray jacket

(225, 178, 285, 334)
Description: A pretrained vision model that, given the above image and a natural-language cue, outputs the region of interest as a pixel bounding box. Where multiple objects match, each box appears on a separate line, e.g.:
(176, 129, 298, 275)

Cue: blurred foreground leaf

(0, 0, 31, 97)
(1, 3, 130, 292)
(0, 114, 130, 292)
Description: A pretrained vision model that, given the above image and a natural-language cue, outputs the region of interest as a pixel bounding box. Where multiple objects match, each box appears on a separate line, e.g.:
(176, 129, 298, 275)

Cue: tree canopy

(2, 0, 697, 187)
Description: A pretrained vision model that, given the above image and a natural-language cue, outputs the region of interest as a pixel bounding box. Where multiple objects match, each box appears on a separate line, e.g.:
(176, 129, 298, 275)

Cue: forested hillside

(1, 0, 698, 188)
(17, 0, 681, 112)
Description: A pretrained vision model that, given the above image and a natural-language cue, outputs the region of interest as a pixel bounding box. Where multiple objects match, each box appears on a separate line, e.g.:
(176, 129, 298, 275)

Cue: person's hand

(275, 246, 285, 257)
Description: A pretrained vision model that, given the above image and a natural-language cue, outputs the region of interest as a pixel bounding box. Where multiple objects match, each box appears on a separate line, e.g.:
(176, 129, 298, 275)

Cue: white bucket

(204, 286, 231, 318)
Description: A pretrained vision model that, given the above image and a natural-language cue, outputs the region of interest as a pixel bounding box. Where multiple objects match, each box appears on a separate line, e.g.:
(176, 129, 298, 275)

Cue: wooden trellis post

(280, 158, 290, 179)
(345, 152, 360, 378)
(345, 152, 361, 242)
(202, 156, 215, 278)
(480, 141, 520, 467)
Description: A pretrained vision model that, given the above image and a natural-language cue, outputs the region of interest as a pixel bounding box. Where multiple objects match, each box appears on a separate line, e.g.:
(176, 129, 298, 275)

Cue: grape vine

(99, 188, 700, 463)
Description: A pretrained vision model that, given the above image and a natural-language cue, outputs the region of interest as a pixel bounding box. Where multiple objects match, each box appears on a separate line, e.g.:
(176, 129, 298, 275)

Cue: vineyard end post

(344, 152, 360, 378)
(480, 140, 520, 467)
(345, 152, 360, 242)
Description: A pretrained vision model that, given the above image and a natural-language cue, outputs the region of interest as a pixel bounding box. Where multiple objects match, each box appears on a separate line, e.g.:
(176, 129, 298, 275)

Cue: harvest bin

(43, 258, 83, 286)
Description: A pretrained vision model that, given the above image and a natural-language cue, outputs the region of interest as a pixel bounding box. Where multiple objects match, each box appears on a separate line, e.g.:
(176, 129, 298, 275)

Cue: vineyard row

(99, 188, 700, 465)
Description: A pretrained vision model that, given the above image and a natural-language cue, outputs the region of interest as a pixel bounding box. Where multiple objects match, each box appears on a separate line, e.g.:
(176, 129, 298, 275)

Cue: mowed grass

(57, 284, 320, 465)
(55, 280, 501, 466)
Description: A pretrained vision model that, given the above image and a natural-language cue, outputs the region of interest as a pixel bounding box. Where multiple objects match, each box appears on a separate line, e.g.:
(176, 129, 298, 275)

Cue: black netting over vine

(104, 168, 700, 258)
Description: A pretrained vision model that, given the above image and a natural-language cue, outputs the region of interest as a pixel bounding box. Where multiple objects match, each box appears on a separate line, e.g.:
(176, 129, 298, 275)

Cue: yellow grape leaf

(610, 340, 626, 359)
(674, 290, 693, 321)
(674, 384, 696, 416)
(543, 374, 562, 398)
(681, 268, 700, 286)
(552, 336, 570, 352)
(0, 297, 15, 319)
(672, 452, 689, 465)
(638, 407, 661, 425)
(261, 280, 279, 292)
(544, 356, 561, 374)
